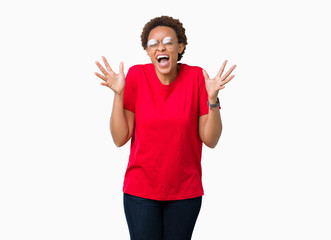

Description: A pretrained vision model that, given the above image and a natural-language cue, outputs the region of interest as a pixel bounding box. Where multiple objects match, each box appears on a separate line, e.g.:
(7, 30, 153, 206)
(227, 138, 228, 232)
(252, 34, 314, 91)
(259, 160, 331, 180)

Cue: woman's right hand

(95, 56, 125, 95)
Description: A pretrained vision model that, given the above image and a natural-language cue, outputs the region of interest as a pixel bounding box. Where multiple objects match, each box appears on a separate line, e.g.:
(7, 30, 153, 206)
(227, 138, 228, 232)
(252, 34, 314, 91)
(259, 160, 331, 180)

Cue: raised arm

(199, 60, 236, 148)
(95, 56, 135, 147)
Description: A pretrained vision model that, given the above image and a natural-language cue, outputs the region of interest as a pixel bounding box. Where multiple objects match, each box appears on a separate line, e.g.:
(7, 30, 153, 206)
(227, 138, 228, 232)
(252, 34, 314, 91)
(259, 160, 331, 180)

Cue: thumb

(119, 62, 124, 74)
(202, 69, 209, 80)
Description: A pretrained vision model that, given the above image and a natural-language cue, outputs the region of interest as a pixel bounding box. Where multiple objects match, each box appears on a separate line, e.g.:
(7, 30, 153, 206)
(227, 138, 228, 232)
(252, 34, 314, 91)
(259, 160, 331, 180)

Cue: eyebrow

(148, 36, 175, 41)
(162, 37, 173, 41)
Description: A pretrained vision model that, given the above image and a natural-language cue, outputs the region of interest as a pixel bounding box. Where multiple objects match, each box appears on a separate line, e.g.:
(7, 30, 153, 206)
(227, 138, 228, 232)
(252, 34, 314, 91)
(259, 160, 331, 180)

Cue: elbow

(209, 142, 218, 149)
(111, 133, 127, 147)
(113, 137, 129, 147)
(202, 136, 219, 148)
(114, 141, 125, 148)
(204, 140, 218, 149)
(110, 126, 130, 148)
(203, 131, 222, 149)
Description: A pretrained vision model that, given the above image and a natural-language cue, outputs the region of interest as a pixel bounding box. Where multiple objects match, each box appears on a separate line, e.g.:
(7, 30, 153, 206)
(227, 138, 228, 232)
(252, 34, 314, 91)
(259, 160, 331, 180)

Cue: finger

(216, 60, 228, 78)
(220, 75, 235, 86)
(218, 85, 225, 90)
(202, 69, 210, 80)
(95, 61, 108, 76)
(221, 65, 237, 81)
(100, 82, 110, 86)
(102, 56, 113, 73)
(94, 72, 107, 81)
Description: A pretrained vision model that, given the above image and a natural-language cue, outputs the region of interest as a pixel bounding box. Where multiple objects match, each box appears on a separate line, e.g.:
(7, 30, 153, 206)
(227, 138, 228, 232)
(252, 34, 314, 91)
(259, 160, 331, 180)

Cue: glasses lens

(147, 39, 159, 50)
(162, 37, 175, 49)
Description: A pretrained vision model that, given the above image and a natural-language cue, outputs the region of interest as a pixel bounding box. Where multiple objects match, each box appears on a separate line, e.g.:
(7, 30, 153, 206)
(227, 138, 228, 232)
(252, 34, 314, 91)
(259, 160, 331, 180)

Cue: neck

(156, 64, 180, 85)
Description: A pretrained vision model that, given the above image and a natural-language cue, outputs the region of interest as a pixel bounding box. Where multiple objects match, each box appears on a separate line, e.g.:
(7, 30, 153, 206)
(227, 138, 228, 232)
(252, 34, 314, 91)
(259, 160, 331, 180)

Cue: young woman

(95, 16, 236, 240)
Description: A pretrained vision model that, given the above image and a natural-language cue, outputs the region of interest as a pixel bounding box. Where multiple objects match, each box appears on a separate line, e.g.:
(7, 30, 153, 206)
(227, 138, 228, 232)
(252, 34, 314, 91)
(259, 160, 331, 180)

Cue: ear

(178, 43, 185, 54)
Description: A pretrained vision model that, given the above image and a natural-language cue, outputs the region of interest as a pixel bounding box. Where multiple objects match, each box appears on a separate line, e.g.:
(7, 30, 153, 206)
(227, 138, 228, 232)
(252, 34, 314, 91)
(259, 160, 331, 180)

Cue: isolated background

(1, 0, 330, 239)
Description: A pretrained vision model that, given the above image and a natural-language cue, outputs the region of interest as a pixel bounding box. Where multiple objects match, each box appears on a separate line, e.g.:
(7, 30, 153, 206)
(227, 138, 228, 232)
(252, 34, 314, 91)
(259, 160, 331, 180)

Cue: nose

(156, 42, 166, 51)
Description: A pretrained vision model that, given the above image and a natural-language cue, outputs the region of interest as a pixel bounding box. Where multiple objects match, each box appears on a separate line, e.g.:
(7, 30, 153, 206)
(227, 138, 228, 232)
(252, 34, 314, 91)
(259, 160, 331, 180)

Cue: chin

(154, 61, 176, 76)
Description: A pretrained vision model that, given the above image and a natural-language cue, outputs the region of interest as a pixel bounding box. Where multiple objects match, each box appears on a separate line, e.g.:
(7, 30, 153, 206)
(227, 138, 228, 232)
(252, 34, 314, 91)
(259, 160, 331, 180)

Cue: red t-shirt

(122, 63, 213, 200)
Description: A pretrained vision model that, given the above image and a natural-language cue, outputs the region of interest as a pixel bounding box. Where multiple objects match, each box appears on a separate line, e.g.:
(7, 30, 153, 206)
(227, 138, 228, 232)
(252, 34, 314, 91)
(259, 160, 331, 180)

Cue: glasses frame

(146, 37, 179, 51)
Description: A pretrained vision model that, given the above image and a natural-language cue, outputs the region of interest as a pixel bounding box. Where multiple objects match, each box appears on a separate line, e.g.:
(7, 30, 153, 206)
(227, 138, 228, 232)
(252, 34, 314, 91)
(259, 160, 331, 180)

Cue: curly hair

(141, 16, 188, 61)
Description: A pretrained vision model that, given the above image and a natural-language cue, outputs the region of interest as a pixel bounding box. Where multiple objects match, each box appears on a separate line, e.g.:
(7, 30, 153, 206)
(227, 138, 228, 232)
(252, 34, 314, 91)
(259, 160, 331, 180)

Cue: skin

(94, 26, 236, 148)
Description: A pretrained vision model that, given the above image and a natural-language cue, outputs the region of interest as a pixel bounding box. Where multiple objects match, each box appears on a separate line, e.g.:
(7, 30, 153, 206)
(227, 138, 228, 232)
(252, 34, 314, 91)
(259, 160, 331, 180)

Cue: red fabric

(122, 63, 216, 200)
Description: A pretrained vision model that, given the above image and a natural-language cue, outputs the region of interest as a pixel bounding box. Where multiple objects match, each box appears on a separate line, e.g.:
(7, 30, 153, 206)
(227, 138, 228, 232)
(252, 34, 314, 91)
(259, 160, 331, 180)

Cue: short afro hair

(141, 16, 188, 61)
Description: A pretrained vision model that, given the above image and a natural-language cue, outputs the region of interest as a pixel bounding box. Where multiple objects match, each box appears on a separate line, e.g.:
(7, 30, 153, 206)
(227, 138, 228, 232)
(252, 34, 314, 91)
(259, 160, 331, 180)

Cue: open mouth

(157, 55, 170, 67)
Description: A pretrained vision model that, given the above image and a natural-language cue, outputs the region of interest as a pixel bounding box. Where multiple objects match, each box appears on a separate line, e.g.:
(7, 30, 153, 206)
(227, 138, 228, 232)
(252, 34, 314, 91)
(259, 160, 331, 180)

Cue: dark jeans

(123, 193, 202, 240)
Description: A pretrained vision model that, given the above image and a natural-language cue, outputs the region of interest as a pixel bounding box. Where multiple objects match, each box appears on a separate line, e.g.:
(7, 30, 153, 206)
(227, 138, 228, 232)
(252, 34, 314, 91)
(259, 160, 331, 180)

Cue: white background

(1, 0, 330, 239)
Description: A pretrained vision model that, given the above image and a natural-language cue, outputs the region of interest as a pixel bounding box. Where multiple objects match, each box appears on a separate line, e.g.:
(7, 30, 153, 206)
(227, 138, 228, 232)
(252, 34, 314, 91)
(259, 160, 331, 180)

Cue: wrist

(207, 97, 220, 109)
(208, 97, 218, 104)
(115, 90, 124, 97)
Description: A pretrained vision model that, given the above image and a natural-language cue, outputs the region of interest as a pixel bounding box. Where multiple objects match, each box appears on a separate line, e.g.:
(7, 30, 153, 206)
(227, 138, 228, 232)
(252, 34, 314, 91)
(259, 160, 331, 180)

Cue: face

(145, 26, 184, 78)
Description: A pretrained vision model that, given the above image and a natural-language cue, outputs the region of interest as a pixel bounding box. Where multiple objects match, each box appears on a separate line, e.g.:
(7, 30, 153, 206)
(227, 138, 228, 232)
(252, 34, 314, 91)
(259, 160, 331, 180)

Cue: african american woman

(95, 15, 236, 240)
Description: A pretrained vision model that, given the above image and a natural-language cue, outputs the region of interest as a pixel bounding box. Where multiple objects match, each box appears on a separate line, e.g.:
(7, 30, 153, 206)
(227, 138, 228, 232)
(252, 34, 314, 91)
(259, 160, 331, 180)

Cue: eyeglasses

(147, 37, 178, 51)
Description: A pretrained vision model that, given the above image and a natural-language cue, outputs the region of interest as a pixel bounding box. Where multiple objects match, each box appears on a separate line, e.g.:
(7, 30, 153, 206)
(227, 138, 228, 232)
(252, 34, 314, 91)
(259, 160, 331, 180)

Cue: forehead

(148, 26, 177, 40)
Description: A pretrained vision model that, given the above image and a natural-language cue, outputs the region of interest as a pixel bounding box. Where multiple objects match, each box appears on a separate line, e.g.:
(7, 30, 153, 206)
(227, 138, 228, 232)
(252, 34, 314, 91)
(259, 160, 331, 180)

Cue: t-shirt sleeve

(123, 66, 136, 113)
(198, 69, 210, 116)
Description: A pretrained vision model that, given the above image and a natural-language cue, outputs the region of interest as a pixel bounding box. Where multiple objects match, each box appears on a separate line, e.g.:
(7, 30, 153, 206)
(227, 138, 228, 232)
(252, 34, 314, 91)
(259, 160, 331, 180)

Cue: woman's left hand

(203, 60, 237, 100)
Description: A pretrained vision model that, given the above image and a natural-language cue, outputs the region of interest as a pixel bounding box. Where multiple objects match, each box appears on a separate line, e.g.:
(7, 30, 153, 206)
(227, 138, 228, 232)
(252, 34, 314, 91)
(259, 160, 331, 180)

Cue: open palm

(203, 60, 236, 99)
(95, 56, 125, 95)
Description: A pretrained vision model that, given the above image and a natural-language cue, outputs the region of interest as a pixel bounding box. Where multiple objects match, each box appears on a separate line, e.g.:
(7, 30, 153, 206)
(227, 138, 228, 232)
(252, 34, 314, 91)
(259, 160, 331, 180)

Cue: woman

(95, 16, 236, 240)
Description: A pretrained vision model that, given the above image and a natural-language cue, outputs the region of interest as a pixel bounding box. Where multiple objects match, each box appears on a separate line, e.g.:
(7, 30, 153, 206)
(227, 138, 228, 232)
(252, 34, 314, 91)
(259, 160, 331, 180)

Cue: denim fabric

(123, 193, 202, 240)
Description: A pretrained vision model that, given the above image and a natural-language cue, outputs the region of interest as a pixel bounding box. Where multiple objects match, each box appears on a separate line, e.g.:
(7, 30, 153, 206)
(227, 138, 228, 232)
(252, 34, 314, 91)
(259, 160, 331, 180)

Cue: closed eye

(147, 39, 158, 48)
(162, 37, 174, 46)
